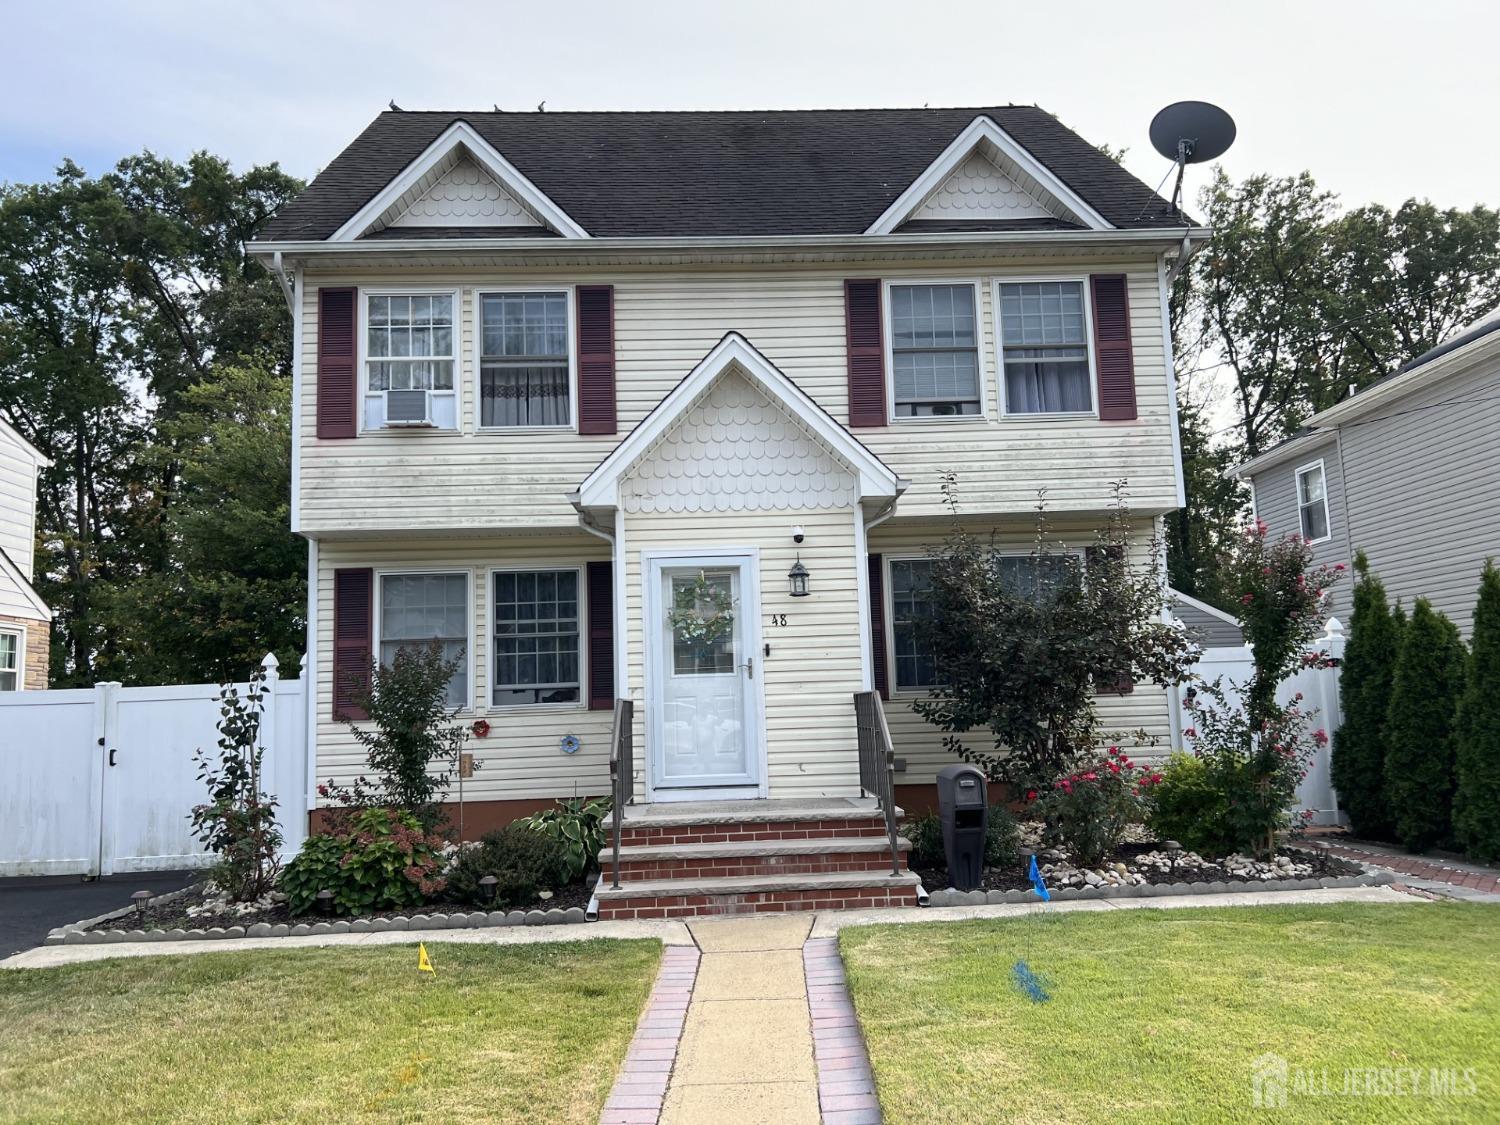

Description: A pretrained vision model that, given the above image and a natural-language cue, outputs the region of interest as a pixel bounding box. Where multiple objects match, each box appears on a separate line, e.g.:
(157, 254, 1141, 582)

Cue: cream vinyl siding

(869, 516, 1175, 783)
(623, 506, 864, 801)
(0, 425, 41, 582)
(315, 535, 613, 804)
(298, 258, 1176, 534)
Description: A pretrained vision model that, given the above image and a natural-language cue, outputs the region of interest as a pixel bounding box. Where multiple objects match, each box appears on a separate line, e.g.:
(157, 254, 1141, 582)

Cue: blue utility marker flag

(1012, 960, 1052, 1003)
(1028, 855, 1051, 901)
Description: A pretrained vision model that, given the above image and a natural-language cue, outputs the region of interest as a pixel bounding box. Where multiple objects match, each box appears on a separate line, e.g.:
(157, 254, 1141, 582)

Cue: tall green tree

(1383, 599, 1467, 852)
(1165, 398, 1246, 609)
(1329, 552, 1403, 839)
(1454, 561, 1500, 862)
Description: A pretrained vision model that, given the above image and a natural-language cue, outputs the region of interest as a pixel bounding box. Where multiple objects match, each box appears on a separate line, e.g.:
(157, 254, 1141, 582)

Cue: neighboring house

(0, 419, 50, 690)
(250, 106, 1201, 913)
(1232, 312, 1500, 638)
(1169, 588, 1244, 648)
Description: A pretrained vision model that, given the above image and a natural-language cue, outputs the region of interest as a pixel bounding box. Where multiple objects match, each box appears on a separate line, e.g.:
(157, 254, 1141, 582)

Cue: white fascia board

(1306, 330, 1500, 428)
(0, 416, 50, 468)
(865, 115, 1114, 235)
(329, 120, 589, 242)
(0, 548, 50, 620)
(1168, 588, 1241, 629)
(577, 332, 902, 508)
(1226, 430, 1334, 480)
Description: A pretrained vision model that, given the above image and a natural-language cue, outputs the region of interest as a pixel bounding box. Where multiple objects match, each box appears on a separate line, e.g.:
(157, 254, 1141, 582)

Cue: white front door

(645, 552, 764, 797)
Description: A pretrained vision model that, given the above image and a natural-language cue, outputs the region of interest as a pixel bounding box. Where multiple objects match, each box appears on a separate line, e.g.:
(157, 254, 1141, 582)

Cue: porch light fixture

(131, 889, 152, 918)
(479, 875, 499, 904)
(788, 557, 811, 598)
(315, 889, 335, 917)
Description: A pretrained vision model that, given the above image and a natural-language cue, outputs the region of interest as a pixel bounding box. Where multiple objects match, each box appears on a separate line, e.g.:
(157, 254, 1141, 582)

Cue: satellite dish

(1148, 101, 1236, 214)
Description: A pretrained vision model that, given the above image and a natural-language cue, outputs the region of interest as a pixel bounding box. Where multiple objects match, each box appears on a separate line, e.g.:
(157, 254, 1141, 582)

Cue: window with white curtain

(480, 292, 572, 428)
(1296, 462, 1331, 542)
(492, 569, 581, 706)
(890, 284, 981, 418)
(999, 281, 1093, 415)
(0, 631, 18, 691)
(378, 573, 468, 707)
(364, 293, 457, 429)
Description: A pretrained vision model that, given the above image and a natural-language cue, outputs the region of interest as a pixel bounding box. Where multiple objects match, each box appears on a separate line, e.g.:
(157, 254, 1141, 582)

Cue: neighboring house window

(1296, 462, 1331, 542)
(998, 281, 1092, 415)
(379, 572, 468, 707)
(492, 569, 581, 706)
(889, 284, 981, 418)
(365, 293, 457, 429)
(889, 554, 1080, 692)
(0, 630, 18, 691)
(480, 292, 572, 428)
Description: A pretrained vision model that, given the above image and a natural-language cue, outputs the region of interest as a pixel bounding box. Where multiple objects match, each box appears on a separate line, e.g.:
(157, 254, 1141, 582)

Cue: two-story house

(0, 418, 50, 691)
(252, 107, 1202, 916)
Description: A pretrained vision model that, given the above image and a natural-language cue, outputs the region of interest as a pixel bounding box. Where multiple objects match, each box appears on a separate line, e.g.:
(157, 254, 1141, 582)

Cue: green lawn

(841, 903, 1499, 1124)
(0, 939, 660, 1123)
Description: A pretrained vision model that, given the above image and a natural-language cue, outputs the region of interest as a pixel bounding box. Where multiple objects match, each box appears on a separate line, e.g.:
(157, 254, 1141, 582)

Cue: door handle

(742, 657, 754, 680)
(108, 747, 117, 767)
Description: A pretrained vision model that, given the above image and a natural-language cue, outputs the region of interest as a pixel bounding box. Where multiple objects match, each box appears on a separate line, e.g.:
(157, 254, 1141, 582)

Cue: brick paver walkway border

(804, 937, 881, 1124)
(601, 944, 701, 1124)
(1310, 840, 1500, 896)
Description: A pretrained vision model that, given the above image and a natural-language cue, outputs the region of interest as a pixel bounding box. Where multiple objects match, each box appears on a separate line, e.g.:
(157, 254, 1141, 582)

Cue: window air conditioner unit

(384, 389, 433, 427)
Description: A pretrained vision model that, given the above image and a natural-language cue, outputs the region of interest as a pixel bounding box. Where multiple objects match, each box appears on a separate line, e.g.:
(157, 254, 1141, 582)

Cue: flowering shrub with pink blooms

(281, 808, 447, 915)
(1029, 747, 1162, 866)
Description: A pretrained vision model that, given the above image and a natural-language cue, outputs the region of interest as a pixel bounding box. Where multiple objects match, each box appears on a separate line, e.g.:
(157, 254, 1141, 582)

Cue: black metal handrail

(608, 697, 634, 889)
(854, 690, 902, 877)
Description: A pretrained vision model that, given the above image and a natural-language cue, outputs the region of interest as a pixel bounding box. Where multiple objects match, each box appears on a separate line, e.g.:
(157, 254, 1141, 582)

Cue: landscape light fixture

(479, 875, 499, 904)
(131, 889, 152, 918)
(315, 889, 335, 917)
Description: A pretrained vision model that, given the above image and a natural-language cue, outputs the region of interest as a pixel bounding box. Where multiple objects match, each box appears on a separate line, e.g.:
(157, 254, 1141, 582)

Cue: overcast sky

(3, 0, 1496, 214)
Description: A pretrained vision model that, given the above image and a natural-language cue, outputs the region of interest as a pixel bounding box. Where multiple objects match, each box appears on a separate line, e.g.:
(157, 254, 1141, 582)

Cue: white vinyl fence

(0, 654, 308, 877)
(1172, 619, 1347, 826)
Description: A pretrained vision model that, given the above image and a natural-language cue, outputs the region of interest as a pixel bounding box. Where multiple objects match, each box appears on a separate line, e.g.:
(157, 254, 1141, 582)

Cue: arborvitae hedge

(1383, 598, 1466, 852)
(1455, 561, 1500, 862)
(1330, 553, 1402, 839)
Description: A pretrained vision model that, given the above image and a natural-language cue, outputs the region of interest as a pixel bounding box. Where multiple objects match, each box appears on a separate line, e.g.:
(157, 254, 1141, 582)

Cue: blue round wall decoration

(560, 733, 581, 755)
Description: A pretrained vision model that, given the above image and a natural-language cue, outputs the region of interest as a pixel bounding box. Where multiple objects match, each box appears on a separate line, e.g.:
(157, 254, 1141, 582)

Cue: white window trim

(0, 626, 25, 692)
(372, 568, 476, 713)
(883, 549, 1086, 696)
(485, 564, 588, 713)
(357, 286, 463, 435)
(472, 285, 579, 434)
(1294, 459, 1333, 545)
(994, 276, 1099, 421)
(882, 279, 990, 425)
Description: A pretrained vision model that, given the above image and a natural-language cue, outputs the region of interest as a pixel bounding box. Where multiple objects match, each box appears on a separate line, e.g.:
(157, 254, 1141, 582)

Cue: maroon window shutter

(332, 568, 373, 719)
(845, 279, 887, 427)
(1090, 274, 1137, 421)
(586, 561, 614, 709)
(867, 554, 890, 700)
(317, 287, 358, 439)
(1086, 546, 1134, 693)
(576, 285, 617, 435)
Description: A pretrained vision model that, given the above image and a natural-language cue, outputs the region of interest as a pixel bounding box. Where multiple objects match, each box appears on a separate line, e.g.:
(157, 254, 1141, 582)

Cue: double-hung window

(479, 292, 572, 428)
(890, 284, 981, 418)
(492, 569, 581, 706)
(998, 281, 1093, 415)
(1296, 462, 1330, 542)
(378, 573, 469, 707)
(0, 630, 19, 691)
(365, 293, 457, 429)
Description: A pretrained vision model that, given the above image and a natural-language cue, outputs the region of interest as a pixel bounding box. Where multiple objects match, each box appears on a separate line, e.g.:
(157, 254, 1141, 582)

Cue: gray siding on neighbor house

(1250, 437, 1352, 622)
(1335, 360, 1500, 639)
(1172, 598, 1245, 648)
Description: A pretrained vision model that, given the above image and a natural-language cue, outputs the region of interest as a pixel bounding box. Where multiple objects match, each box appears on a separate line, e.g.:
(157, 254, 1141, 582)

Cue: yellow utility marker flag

(417, 943, 435, 974)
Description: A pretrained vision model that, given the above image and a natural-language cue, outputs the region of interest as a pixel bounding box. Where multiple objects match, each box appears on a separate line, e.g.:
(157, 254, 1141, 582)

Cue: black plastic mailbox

(936, 763, 988, 891)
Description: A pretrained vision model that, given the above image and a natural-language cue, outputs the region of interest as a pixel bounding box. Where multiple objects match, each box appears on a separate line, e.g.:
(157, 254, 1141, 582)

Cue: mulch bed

(95, 877, 596, 933)
(910, 843, 1365, 894)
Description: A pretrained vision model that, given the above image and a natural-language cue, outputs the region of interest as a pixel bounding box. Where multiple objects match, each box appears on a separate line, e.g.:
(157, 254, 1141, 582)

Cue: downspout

(854, 483, 907, 694)
(266, 249, 295, 313)
(569, 493, 616, 549)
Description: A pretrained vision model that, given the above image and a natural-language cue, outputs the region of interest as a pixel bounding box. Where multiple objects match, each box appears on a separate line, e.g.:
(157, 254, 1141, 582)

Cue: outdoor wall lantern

(788, 558, 810, 598)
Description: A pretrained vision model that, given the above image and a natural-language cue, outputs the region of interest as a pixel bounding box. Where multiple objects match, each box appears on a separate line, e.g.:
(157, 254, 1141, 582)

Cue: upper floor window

(0, 630, 19, 691)
(365, 293, 458, 430)
(998, 281, 1093, 415)
(378, 572, 468, 707)
(492, 568, 581, 706)
(1296, 462, 1330, 542)
(480, 292, 572, 428)
(889, 284, 981, 419)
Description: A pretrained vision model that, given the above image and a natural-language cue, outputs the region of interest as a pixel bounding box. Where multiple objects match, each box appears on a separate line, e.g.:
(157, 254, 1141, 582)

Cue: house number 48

(768, 613, 788, 627)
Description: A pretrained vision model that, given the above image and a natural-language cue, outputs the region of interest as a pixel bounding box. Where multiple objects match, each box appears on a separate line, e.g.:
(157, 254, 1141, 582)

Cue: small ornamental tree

(346, 640, 471, 831)
(1383, 598, 1466, 852)
(1330, 553, 1403, 840)
(913, 481, 1197, 793)
(1454, 562, 1500, 862)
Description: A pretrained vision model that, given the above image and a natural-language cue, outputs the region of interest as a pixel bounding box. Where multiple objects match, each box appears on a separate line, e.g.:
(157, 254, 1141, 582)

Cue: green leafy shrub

(516, 796, 611, 882)
(1147, 752, 1235, 856)
(903, 803, 1021, 870)
(1330, 553, 1403, 840)
(280, 808, 447, 916)
(1384, 599, 1467, 852)
(1456, 561, 1500, 862)
(1032, 748, 1159, 867)
(444, 824, 569, 907)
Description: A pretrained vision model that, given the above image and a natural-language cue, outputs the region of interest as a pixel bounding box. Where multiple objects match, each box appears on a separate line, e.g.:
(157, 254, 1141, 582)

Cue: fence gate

(0, 656, 307, 878)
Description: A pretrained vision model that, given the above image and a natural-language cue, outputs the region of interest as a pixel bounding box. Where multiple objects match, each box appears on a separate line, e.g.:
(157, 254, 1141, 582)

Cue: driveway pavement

(0, 870, 196, 957)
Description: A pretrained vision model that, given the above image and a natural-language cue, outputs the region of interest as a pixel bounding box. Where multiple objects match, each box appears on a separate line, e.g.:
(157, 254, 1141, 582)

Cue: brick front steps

(595, 799, 920, 920)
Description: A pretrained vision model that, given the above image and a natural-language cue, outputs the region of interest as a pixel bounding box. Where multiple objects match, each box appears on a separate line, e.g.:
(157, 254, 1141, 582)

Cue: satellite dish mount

(1149, 101, 1236, 213)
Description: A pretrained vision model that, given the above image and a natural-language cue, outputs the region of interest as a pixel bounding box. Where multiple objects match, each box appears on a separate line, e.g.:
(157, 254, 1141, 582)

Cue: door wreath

(667, 571, 736, 647)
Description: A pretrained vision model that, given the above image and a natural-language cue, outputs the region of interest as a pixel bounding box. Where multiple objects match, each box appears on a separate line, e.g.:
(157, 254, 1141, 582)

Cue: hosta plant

(516, 796, 612, 882)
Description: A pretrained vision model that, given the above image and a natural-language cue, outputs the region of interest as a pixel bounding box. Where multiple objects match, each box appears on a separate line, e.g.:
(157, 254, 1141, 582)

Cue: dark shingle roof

(257, 106, 1189, 241)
